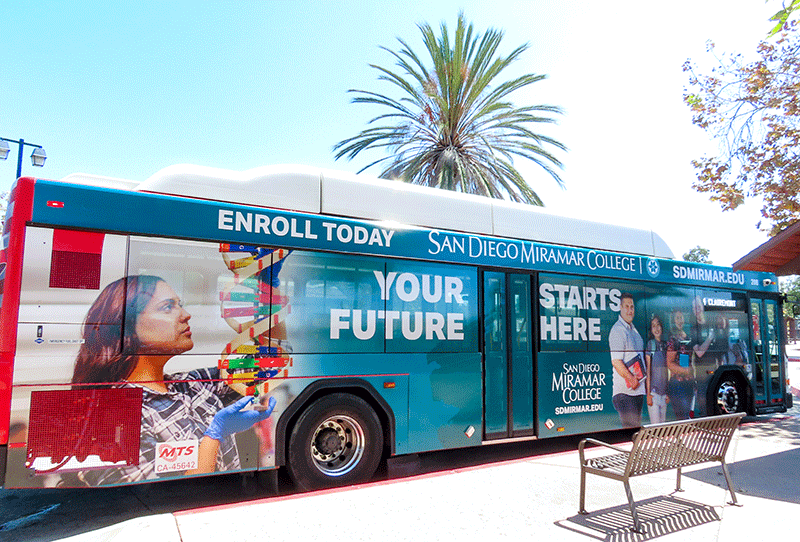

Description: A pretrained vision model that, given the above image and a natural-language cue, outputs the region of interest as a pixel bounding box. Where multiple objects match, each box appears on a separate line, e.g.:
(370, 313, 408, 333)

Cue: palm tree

(333, 13, 566, 205)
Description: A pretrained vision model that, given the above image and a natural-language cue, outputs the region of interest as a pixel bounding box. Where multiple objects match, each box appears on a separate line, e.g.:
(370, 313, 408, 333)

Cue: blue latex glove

(204, 396, 277, 441)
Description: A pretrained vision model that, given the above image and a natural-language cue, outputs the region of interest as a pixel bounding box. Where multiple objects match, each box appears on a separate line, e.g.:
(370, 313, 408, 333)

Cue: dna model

(217, 243, 292, 402)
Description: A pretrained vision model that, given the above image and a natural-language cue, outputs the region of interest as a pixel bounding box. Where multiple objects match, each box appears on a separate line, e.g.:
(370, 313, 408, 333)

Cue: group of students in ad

(610, 293, 747, 427)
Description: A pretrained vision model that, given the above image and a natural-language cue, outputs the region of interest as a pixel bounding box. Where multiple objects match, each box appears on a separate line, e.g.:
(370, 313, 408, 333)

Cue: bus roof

(60, 164, 674, 259)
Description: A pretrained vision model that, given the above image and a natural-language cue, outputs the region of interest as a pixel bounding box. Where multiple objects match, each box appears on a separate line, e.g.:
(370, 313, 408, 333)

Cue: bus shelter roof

(733, 220, 800, 276)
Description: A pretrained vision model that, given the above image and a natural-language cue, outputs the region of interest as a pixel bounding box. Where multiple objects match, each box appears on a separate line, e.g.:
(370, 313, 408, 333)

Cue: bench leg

(623, 480, 644, 533)
(579, 468, 588, 514)
(676, 466, 683, 492)
(720, 461, 741, 506)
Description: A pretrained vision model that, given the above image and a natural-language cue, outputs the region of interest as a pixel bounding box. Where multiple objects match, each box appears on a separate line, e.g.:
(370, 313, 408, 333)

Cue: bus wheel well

(275, 380, 394, 469)
(282, 390, 386, 491)
(709, 370, 749, 416)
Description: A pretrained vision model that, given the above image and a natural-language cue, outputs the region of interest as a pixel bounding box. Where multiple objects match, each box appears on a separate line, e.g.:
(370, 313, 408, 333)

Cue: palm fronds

(333, 12, 565, 205)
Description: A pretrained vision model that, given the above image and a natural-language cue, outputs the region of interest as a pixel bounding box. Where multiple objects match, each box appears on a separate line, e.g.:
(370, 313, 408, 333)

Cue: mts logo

(158, 444, 195, 462)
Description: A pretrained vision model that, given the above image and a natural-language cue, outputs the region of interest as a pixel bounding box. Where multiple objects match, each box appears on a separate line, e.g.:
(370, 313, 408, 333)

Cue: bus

(0, 164, 790, 490)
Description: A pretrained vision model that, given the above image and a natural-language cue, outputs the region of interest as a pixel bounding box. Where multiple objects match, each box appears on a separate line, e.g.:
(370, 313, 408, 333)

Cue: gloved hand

(204, 396, 277, 441)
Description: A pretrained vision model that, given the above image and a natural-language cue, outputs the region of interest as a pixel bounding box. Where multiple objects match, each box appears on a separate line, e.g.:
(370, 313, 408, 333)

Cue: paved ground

(50, 402, 800, 542)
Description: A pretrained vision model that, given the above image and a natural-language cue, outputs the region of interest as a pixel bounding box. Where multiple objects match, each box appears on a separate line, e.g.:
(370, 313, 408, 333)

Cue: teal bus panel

(384, 260, 479, 354)
(537, 351, 618, 437)
(407, 352, 482, 453)
(29, 180, 779, 293)
(283, 352, 481, 455)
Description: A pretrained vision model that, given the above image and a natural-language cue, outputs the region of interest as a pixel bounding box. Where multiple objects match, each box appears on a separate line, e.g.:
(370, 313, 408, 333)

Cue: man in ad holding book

(609, 292, 646, 427)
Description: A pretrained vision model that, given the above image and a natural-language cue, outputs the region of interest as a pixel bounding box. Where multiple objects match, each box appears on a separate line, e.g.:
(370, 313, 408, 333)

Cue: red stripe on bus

(0, 177, 36, 444)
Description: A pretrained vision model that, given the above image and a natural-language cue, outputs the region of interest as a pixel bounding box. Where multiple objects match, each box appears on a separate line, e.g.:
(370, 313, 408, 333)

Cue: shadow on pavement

(685, 447, 800, 505)
(740, 413, 800, 447)
(556, 495, 720, 542)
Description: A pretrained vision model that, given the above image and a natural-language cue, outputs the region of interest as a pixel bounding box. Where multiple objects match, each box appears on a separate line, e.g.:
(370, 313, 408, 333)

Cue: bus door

(483, 272, 534, 439)
(749, 296, 785, 411)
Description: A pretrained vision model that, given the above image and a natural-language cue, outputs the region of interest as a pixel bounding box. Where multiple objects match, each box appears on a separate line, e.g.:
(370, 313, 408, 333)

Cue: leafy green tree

(334, 12, 566, 205)
(769, 0, 800, 36)
(780, 276, 800, 318)
(683, 20, 800, 235)
(682, 245, 713, 264)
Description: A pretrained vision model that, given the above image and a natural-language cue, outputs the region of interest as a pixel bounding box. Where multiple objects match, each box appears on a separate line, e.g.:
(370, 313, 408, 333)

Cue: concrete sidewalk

(57, 410, 800, 542)
(785, 343, 800, 397)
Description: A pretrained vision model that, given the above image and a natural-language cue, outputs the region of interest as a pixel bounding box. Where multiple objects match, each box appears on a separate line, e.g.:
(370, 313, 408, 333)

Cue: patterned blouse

(79, 367, 240, 486)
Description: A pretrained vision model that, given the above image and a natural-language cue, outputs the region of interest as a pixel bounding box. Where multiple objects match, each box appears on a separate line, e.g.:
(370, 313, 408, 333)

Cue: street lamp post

(0, 137, 47, 180)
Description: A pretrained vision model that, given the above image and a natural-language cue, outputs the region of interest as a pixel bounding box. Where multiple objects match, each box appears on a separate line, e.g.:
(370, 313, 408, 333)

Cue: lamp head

(31, 147, 46, 167)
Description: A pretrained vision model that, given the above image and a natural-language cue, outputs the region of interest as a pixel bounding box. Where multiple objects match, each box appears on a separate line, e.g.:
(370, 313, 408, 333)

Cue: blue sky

(0, 0, 782, 266)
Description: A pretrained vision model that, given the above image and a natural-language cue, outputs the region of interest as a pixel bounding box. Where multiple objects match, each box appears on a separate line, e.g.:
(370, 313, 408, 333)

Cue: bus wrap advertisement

(536, 274, 751, 436)
(6, 231, 481, 487)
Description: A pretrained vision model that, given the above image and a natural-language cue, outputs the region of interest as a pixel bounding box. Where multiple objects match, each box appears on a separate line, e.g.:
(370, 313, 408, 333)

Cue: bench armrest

(579, 438, 630, 465)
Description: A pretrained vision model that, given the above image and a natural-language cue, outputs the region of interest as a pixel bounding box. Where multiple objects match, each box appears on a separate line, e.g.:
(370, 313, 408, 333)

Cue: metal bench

(578, 412, 745, 533)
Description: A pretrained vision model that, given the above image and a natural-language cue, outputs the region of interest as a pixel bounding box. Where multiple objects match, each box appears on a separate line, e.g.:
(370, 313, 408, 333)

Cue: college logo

(646, 258, 660, 278)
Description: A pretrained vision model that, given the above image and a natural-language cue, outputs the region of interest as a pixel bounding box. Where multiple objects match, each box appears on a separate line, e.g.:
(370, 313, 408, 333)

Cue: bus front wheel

(287, 393, 383, 491)
(714, 377, 745, 415)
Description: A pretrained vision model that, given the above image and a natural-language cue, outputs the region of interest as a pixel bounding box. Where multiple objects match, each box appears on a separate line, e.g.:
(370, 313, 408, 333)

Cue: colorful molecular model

(217, 243, 292, 400)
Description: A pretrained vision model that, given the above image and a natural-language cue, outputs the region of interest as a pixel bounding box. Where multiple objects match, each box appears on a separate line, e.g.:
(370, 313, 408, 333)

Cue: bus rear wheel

(287, 393, 382, 491)
(714, 378, 744, 415)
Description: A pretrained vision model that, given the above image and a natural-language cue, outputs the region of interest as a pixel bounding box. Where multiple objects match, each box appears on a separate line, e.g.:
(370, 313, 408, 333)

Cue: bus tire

(713, 375, 745, 415)
(286, 393, 383, 491)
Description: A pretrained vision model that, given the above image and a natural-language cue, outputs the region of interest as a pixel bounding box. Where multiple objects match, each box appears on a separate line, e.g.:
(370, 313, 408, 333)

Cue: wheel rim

(716, 381, 739, 414)
(310, 414, 365, 477)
